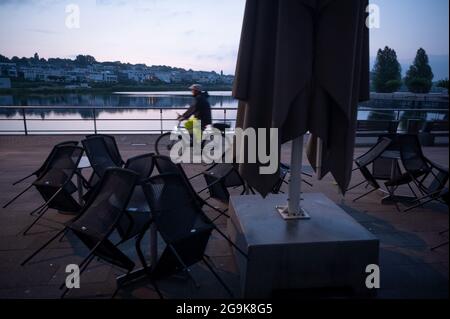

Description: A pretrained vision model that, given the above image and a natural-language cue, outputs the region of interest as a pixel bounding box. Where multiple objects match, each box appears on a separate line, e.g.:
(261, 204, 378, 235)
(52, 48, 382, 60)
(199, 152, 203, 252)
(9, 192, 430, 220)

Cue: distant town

(0, 53, 235, 92)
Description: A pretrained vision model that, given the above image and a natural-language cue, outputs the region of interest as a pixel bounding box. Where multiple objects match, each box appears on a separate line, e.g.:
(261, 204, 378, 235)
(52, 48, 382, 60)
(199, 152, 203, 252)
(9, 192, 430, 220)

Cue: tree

(75, 55, 97, 66)
(372, 46, 402, 93)
(436, 78, 449, 90)
(404, 48, 434, 94)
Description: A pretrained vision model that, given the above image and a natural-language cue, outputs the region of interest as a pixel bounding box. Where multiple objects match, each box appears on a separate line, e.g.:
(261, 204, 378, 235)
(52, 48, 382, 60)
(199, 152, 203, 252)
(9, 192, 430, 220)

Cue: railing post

(22, 109, 28, 136)
(224, 109, 227, 123)
(160, 109, 163, 134)
(93, 108, 97, 134)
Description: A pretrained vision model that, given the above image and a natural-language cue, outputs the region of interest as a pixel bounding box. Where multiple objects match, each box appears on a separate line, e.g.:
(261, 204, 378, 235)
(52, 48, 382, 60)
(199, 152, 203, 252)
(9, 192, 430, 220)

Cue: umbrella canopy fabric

(233, 0, 370, 196)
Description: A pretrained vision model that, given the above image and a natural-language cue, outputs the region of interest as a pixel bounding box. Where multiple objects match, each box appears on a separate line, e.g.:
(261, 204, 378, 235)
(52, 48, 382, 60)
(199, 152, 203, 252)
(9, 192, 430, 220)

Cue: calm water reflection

(0, 92, 447, 134)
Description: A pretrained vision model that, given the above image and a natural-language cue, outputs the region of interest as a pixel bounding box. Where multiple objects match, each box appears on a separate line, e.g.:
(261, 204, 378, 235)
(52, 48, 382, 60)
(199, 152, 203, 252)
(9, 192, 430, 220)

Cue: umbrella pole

(276, 135, 311, 220)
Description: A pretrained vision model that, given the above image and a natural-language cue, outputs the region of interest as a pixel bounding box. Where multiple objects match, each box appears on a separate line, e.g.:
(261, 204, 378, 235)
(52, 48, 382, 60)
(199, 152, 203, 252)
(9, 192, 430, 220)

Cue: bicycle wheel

(155, 132, 175, 157)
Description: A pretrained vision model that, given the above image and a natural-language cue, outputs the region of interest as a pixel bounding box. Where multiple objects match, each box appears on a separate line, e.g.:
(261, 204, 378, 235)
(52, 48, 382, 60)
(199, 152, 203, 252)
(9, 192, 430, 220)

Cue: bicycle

(155, 120, 231, 159)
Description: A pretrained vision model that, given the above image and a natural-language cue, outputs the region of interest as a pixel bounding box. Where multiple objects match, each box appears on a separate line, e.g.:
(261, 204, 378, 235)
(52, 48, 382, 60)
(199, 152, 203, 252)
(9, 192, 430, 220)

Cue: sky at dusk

(0, 0, 448, 78)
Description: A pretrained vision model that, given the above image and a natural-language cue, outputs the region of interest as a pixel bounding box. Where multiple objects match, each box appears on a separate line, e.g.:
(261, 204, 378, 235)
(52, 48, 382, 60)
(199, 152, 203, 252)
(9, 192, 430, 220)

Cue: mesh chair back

(203, 164, 236, 202)
(372, 158, 401, 180)
(399, 135, 429, 173)
(153, 155, 181, 175)
(124, 153, 155, 182)
(143, 174, 212, 243)
(35, 141, 79, 178)
(68, 168, 138, 270)
(355, 137, 392, 167)
(33, 145, 84, 212)
(143, 174, 213, 277)
(354, 138, 391, 190)
(82, 137, 118, 179)
(86, 134, 123, 166)
(153, 155, 199, 197)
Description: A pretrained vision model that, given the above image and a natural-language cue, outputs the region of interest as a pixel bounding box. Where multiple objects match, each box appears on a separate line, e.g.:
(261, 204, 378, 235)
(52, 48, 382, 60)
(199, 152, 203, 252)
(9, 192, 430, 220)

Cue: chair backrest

(399, 135, 429, 173)
(378, 134, 421, 153)
(203, 163, 242, 202)
(68, 168, 139, 270)
(86, 134, 124, 166)
(153, 155, 202, 204)
(124, 153, 155, 182)
(34, 145, 84, 212)
(143, 173, 212, 243)
(35, 141, 79, 177)
(82, 137, 118, 179)
(355, 137, 392, 168)
(44, 145, 84, 174)
(372, 158, 401, 181)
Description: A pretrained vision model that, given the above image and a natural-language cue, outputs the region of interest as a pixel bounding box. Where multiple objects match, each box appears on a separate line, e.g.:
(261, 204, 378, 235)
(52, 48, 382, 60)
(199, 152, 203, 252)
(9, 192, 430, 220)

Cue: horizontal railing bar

(0, 106, 240, 111)
(0, 105, 448, 112)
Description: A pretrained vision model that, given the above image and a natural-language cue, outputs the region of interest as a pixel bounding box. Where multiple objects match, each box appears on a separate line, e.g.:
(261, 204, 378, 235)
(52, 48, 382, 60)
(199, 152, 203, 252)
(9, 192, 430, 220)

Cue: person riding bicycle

(177, 84, 212, 131)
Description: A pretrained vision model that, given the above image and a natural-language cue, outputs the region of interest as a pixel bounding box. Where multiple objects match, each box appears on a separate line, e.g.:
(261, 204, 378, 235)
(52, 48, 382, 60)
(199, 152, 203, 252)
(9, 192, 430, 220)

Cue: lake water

(0, 92, 447, 134)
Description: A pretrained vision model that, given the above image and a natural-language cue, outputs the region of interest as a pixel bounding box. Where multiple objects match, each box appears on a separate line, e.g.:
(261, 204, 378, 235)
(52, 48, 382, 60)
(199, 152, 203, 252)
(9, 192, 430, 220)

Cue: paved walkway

(0, 135, 447, 299)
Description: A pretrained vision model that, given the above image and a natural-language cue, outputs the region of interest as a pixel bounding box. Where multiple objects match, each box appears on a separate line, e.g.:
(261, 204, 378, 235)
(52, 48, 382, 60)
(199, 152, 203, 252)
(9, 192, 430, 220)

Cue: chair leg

(431, 241, 449, 251)
(202, 256, 234, 298)
(3, 184, 34, 209)
(353, 188, 378, 203)
(111, 269, 132, 299)
(135, 231, 164, 299)
(202, 200, 230, 219)
(167, 244, 200, 289)
(13, 173, 34, 186)
(58, 229, 69, 243)
(347, 181, 366, 192)
(404, 197, 436, 213)
(213, 226, 248, 259)
(21, 228, 67, 266)
(23, 206, 50, 235)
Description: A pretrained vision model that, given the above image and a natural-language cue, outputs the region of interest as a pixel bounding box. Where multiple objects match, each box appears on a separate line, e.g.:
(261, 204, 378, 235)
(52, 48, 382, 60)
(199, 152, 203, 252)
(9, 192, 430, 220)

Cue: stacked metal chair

(3, 141, 79, 209)
(348, 137, 392, 203)
(21, 144, 85, 235)
(143, 173, 248, 298)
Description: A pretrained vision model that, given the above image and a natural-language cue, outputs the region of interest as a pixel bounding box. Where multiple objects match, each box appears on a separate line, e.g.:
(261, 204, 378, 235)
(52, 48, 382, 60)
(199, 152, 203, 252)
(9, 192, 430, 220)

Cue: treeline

(372, 47, 448, 93)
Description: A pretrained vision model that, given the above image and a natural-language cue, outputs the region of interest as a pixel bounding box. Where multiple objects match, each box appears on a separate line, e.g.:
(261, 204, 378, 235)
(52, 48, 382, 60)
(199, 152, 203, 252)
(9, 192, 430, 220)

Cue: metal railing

(0, 106, 238, 135)
(0, 105, 448, 135)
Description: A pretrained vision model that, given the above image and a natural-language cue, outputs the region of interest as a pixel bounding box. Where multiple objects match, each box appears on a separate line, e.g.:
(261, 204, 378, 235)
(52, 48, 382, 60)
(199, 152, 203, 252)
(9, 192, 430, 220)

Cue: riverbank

(0, 83, 234, 95)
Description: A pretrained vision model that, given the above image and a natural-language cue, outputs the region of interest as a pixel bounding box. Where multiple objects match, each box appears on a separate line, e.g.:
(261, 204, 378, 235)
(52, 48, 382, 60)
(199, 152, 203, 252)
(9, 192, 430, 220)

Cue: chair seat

(159, 213, 213, 244)
(34, 169, 77, 194)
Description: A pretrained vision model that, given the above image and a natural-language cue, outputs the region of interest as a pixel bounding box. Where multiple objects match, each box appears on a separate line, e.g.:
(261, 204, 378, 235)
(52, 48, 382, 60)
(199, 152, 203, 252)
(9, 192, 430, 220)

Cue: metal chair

(143, 173, 246, 297)
(400, 138, 449, 212)
(21, 168, 160, 298)
(119, 153, 155, 241)
(22, 145, 84, 235)
(201, 163, 247, 205)
(153, 155, 229, 219)
(3, 141, 79, 209)
(348, 137, 392, 202)
(86, 134, 124, 167)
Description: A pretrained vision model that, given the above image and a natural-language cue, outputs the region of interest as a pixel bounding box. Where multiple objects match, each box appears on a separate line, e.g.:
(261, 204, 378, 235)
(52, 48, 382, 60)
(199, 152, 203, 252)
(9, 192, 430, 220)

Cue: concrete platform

(228, 193, 380, 298)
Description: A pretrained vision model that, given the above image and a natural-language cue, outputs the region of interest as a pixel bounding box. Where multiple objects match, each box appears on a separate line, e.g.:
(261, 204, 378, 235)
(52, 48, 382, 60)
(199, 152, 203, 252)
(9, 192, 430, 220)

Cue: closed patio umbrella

(233, 0, 370, 203)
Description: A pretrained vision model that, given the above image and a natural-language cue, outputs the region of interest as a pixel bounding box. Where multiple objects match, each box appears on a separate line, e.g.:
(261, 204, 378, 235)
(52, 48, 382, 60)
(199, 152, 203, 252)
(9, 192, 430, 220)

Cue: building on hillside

(0, 77, 11, 89)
